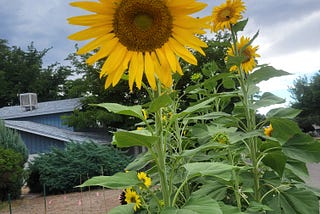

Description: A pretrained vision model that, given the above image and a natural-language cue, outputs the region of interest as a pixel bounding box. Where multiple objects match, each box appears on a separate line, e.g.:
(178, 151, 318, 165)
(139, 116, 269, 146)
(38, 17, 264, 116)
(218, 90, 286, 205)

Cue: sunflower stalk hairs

(69, 0, 320, 213)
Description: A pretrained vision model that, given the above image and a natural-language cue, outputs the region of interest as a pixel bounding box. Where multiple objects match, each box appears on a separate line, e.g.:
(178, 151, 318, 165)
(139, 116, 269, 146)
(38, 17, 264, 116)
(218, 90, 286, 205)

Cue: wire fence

(0, 187, 121, 214)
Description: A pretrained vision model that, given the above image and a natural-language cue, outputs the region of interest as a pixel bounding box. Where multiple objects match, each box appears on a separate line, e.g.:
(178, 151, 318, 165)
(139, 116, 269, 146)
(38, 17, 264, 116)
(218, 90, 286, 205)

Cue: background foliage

(289, 71, 320, 133)
(0, 120, 27, 201)
(0, 39, 71, 107)
(27, 141, 132, 195)
(0, 147, 24, 201)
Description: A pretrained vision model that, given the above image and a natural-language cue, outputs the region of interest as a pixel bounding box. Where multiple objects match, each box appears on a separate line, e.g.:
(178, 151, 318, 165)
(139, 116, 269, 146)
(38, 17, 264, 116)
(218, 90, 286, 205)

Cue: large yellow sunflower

(211, 0, 246, 32)
(227, 36, 260, 73)
(124, 188, 142, 211)
(68, 0, 209, 91)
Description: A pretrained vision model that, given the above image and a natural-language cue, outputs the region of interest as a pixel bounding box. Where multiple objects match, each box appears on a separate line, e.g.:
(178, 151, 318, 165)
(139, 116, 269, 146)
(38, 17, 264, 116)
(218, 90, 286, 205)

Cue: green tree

(0, 147, 24, 201)
(289, 71, 320, 132)
(0, 39, 72, 107)
(0, 120, 28, 162)
(0, 120, 27, 200)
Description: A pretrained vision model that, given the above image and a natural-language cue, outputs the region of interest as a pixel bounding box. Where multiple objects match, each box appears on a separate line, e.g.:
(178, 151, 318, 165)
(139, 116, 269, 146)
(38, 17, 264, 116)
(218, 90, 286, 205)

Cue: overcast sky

(1, 0, 320, 108)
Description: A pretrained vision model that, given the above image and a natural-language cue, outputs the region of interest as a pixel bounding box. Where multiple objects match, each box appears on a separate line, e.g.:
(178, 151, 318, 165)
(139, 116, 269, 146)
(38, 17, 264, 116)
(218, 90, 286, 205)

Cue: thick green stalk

(228, 148, 242, 210)
(231, 25, 260, 201)
(238, 73, 260, 201)
(154, 81, 171, 207)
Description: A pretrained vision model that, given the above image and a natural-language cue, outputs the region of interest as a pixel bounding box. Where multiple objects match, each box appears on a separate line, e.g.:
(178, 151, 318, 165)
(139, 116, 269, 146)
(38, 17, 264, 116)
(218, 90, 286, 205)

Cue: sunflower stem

(231, 25, 261, 202)
(154, 80, 171, 208)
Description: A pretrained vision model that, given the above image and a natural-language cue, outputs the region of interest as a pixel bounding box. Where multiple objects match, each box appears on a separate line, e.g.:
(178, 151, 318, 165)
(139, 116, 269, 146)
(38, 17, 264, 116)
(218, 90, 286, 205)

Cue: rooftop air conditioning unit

(20, 93, 38, 111)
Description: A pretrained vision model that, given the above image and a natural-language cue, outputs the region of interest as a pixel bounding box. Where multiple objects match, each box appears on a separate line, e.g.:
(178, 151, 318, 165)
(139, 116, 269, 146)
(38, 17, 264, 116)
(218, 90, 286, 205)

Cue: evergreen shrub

(0, 120, 28, 162)
(27, 141, 132, 194)
(0, 147, 24, 201)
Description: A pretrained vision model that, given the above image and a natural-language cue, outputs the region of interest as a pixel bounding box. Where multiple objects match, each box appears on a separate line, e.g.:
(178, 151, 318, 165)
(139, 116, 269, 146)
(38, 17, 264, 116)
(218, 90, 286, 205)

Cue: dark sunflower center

(113, 0, 173, 52)
(134, 14, 153, 30)
(130, 197, 136, 203)
(242, 49, 251, 63)
(220, 8, 232, 20)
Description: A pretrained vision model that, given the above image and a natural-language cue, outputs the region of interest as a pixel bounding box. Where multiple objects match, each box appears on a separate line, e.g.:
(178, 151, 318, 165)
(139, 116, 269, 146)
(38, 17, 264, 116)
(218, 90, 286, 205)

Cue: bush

(0, 147, 24, 201)
(0, 120, 28, 163)
(27, 141, 132, 194)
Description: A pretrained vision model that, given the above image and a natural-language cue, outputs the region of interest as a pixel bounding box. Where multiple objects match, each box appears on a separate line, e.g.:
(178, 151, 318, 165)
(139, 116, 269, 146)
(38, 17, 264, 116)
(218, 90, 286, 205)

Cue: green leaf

(161, 208, 198, 214)
(222, 76, 235, 89)
(94, 103, 144, 120)
(252, 92, 285, 110)
(247, 84, 260, 97)
(266, 107, 301, 119)
(232, 19, 248, 32)
(125, 151, 153, 171)
(226, 55, 245, 69)
(78, 171, 140, 189)
(248, 65, 290, 85)
(176, 98, 214, 118)
(181, 143, 228, 158)
(149, 94, 172, 113)
(285, 159, 308, 181)
(262, 151, 287, 176)
(219, 203, 244, 214)
(183, 162, 235, 181)
(113, 130, 158, 148)
(183, 196, 223, 214)
(108, 204, 135, 214)
(192, 180, 227, 201)
(186, 112, 233, 121)
(283, 133, 320, 163)
(229, 130, 262, 144)
(269, 118, 302, 145)
(247, 201, 273, 212)
(267, 188, 319, 214)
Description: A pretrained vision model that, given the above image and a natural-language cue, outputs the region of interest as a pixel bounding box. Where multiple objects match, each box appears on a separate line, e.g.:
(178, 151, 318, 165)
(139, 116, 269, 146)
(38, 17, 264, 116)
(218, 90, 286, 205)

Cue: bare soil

(0, 187, 121, 214)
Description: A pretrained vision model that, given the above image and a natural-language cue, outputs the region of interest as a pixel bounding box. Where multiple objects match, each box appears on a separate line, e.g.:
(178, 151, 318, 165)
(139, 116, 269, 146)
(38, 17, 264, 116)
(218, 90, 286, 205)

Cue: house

(0, 93, 111, 155)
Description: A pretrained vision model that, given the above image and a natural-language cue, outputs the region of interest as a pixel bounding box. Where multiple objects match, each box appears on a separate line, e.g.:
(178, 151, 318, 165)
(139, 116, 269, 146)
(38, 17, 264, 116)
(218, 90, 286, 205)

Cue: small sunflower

(211, 0, 246, 32)
(137, 172, 152, 188)
(68, 0, 209, 91)
(264, 124, 273, 137)
(227, 36, 260, 73)
(124, 188, 142, 211)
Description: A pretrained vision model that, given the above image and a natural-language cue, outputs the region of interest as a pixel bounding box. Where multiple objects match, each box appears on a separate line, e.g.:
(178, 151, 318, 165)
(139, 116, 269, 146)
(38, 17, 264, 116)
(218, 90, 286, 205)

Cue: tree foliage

(0, 120, 28, 163)
(0, 147, 24, 201)
(0, 120, 27, 200)
(289, 71, 320, 132)
(0, 39, 72, 107)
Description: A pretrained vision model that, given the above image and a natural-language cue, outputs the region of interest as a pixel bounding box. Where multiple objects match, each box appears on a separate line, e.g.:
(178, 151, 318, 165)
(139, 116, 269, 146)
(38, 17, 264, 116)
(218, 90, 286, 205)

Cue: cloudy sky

(1, 0, 320, 109)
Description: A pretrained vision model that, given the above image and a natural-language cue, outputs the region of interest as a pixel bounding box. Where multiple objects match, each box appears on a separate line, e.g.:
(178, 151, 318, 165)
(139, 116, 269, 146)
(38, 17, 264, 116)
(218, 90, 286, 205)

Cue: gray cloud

(0, 0, 319, 68)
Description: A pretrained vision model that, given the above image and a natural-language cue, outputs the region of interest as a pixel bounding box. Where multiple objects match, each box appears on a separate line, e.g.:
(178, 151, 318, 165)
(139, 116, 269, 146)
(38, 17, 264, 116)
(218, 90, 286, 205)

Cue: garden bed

(0, 187, 121, 214)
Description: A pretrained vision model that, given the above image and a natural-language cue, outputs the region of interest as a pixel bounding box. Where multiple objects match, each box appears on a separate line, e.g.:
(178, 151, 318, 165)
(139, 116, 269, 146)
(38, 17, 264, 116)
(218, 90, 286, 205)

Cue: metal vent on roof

(20, 93, 38, 111)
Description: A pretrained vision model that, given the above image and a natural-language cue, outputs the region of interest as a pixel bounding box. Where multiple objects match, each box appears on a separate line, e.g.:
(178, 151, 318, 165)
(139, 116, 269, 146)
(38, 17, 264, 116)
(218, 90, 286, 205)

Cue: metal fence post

(8, 193, 12, 214)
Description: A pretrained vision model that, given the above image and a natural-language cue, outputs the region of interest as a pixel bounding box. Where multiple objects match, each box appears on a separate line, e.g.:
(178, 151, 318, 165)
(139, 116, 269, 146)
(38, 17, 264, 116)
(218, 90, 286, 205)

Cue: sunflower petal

(86, 37, 119, 65)
(70, 1, 112, 14)
(144, 52, 156, 90)
(135, 52, 144, 89)
(162, 44, 177, 72)
(77, 34, 114, 54)
(168, 38, 197, 65)
(68, 26, 111, 41)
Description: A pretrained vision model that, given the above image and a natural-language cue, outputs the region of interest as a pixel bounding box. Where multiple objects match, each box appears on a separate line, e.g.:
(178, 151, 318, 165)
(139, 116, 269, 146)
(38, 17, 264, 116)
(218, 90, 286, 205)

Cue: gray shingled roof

(0, 98, 82, 119)
(4, 120, 110, 144)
